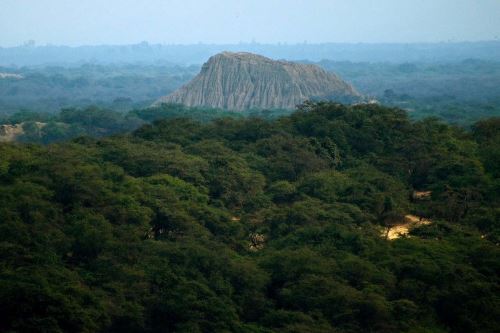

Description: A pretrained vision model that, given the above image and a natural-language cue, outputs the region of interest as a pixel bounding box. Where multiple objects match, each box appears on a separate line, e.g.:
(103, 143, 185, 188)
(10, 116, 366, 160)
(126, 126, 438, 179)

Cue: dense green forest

(1, 102, 498, 332)
(0, 104, 291, 144)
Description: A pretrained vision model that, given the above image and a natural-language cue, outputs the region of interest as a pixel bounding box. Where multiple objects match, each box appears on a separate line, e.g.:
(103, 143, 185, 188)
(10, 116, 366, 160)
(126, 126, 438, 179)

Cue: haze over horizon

(1, 0, 500, 47)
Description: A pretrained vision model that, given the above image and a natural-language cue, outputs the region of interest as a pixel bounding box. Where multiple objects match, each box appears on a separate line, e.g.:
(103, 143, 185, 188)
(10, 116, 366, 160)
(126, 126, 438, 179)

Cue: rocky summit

(153, 52, 360, 110)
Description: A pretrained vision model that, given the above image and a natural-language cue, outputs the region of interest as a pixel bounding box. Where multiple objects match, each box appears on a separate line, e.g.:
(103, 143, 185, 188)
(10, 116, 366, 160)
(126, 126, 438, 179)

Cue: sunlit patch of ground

(384, 214, 432, 240)
(0, 122, 46, 142)
(0, 124, 24, 142)
(412, 190, 432, 200)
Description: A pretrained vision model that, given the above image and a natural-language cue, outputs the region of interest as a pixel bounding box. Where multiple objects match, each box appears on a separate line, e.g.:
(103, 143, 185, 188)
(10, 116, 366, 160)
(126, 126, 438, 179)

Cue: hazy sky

(1, 0, 500, 46)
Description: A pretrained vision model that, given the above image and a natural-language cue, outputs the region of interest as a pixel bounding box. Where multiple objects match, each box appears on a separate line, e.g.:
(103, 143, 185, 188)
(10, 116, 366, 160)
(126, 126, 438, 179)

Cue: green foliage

(322, 59, 500, 125)
(2, 59, 500, 126)
(130, 103, 244, 123)
(0, 102, 498, 332)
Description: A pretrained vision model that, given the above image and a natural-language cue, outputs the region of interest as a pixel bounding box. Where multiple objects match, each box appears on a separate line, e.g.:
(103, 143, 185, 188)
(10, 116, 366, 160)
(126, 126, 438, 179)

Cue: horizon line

(2, 39, 500, 49)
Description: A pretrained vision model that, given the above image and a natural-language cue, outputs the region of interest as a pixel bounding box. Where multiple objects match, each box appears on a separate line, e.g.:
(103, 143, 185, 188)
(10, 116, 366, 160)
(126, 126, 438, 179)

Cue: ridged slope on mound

(154, 52, 360, 110)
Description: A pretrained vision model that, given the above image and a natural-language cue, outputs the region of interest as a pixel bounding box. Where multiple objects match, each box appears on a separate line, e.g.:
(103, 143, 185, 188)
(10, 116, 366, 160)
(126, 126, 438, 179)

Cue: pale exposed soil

(0, 124, 24, 142)
(0, 122, 46, 142)
(384, 214, 432, 240)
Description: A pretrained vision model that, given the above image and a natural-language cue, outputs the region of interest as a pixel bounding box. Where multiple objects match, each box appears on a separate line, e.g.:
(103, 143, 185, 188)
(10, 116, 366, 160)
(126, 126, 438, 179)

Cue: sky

(1, 0, 500, 47)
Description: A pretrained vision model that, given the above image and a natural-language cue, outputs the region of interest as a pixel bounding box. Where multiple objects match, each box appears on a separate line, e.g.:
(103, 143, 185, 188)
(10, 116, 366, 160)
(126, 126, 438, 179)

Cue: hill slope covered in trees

(0, 102, 499, 332)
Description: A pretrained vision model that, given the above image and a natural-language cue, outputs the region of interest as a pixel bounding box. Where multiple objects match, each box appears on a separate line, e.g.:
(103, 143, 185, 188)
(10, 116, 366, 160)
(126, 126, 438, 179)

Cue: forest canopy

(0, 102, 499, 332)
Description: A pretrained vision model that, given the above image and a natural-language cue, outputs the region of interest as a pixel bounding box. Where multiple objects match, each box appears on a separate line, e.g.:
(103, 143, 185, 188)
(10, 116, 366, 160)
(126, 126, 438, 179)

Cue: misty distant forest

(2, 43, 500, 130)
(1, 42, 500, 333)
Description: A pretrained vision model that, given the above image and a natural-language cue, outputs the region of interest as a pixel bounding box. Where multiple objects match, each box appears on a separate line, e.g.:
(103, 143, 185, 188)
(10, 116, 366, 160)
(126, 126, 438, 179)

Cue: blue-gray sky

(1, 0, 500, 46)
